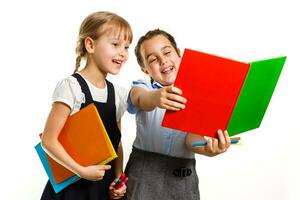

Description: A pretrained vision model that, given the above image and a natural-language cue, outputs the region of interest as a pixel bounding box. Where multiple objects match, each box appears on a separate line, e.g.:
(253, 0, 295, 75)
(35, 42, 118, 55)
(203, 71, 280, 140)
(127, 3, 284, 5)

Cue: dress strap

(72, 73, 93, 108)
(104, 79, 115, 106)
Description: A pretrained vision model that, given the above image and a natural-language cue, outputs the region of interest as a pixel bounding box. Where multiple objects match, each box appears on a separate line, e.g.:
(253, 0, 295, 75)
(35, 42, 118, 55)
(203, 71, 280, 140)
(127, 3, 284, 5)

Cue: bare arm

(41, 102, 110, 181)
(108, 121, 126, 199)
(130, 85, 187, 111)
(114, 121, 124, 178)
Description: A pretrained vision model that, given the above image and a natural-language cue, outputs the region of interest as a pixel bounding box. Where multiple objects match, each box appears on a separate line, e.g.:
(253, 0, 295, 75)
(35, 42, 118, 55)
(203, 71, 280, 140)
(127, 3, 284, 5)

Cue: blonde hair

(74, 11, 133, 72)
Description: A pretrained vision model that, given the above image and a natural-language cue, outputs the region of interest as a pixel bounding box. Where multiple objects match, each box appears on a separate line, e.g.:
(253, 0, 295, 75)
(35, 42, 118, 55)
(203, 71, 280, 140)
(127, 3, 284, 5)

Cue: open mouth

(112, 59, 123, 65)
(161, 66, 174, 74)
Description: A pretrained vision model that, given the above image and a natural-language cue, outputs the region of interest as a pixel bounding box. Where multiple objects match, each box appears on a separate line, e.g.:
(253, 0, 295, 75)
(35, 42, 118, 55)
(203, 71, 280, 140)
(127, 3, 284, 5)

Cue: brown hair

(74, 11, 133, 72)
(135, 29, 179, 68)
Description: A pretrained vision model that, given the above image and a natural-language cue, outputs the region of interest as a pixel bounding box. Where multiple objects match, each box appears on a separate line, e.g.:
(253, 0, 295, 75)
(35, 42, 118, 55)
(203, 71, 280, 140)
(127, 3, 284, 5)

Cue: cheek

(124, 52, 129, 60)
(148, 65, 159, 74)
(152, 69, 163, 79)
(172, 56, 181, 67)
(123, 57, 128, 64)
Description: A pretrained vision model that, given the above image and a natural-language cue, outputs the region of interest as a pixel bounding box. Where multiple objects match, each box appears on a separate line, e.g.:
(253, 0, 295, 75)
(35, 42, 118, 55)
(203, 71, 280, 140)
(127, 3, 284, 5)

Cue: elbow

(40, 134, 55, 151)
(41, 137, 50, 150)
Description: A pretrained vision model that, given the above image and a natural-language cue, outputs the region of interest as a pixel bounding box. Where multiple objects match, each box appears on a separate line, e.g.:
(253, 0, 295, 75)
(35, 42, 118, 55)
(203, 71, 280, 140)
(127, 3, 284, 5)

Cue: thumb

(108, 183, 115, 189)
(98, 165, 111, 171)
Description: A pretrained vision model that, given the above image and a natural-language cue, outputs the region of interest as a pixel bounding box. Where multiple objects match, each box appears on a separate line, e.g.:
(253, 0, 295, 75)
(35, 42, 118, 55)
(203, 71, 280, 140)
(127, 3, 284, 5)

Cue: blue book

(35, 143, 80, 193)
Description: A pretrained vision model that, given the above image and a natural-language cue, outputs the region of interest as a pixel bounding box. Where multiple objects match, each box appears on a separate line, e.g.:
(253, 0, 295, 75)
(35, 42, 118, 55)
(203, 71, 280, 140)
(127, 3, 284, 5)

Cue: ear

(177, 48, 182, 57)
(141, 67, 149, 75)
(85, 37, 95, 53)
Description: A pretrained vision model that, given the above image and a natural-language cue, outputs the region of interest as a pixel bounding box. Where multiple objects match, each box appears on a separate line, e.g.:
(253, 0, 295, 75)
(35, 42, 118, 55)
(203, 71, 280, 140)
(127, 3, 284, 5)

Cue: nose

(160, 57, 167, 66)
(119, 48, 127, 58)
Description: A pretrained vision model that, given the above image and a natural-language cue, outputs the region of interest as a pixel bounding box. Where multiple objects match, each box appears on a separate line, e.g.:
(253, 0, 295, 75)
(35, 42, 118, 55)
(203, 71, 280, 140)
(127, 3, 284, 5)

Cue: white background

(0, 0, 299, 199)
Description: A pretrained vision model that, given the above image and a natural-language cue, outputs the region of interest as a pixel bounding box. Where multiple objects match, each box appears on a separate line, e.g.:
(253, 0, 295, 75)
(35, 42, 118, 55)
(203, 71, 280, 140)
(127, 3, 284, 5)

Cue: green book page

(227, 56, 286, 136)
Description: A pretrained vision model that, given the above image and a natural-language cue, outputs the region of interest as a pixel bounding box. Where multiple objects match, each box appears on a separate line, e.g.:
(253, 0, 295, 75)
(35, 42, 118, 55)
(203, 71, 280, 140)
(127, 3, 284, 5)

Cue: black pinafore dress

(41, 73, 121, 200)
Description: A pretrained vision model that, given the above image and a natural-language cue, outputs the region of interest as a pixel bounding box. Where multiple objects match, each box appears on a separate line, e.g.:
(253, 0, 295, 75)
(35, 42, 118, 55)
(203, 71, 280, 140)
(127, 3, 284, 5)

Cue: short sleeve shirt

(52, 74, 128, 122)
(128, 79, 194, 159)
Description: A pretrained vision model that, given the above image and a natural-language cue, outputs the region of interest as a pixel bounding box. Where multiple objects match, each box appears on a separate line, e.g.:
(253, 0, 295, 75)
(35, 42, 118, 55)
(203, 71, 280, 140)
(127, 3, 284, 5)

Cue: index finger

(167, 86, 182, 95)
(217, 129, 226, 147)
(224, 130, 231, 146)
(98, 165, 111, 171)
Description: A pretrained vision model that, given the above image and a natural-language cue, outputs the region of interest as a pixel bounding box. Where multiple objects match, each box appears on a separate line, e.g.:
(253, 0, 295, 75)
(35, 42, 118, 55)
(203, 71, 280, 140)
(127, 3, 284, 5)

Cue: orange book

(44, 103, 117, 184)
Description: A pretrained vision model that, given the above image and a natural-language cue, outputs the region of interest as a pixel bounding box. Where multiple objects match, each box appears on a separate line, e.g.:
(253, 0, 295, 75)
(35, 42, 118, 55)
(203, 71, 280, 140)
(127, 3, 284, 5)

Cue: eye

(125, 46, 130, 50)
(149, 58, 157, 63)
(112, 43, 118, 47)
(164, 51, 171, 55)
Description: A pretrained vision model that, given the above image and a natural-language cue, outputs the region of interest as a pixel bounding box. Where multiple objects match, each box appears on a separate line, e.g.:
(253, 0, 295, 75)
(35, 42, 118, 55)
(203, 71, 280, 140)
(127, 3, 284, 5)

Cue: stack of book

(35, 103, 117, 193)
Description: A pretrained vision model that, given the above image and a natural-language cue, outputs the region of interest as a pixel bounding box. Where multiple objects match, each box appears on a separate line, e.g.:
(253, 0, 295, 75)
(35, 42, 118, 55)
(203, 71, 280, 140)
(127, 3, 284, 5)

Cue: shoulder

(131, 79, 152, 91)
(52, 75, 85, 111)
(53, 76, 82, 96)
(54, 75, 79, 88)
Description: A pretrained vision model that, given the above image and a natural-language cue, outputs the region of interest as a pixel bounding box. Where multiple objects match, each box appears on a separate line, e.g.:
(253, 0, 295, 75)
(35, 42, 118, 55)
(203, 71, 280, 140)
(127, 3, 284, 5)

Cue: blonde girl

(41, 11, 132, 200)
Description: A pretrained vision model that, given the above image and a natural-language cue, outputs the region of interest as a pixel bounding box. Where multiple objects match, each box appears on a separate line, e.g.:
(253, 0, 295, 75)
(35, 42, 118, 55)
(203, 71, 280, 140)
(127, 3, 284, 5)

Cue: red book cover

(161, 49, 249, 138)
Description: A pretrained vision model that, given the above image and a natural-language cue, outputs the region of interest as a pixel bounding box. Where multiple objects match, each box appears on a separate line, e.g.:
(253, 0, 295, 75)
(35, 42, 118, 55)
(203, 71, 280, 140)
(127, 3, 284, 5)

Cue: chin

(110, 71, 120, 75)
(162, 80, 175, 86)
(110, 69, 121, 75)
(167, 78, 176, 85)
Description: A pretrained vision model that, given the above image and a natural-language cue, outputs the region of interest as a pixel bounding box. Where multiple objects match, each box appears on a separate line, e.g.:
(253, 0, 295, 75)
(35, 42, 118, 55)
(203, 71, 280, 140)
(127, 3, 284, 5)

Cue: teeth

(162, 66, 173, 73)
(113, 59, 122, 64)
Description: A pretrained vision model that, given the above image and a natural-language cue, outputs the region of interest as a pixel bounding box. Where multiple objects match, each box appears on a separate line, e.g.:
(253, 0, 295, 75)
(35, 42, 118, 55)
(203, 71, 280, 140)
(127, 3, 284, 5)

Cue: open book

(35, 103, 117, 193)
(162, 48, 286, 138)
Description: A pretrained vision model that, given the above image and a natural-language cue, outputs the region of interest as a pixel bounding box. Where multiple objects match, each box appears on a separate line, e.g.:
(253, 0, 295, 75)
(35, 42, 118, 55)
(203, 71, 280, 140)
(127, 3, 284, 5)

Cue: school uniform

(41, 73, 128, 200)
(125, 80, 200, 200)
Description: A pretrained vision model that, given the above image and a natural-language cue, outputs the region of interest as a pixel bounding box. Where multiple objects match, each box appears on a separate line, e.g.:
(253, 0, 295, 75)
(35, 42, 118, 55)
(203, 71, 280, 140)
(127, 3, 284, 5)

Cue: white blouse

(52, 74, 129, 122)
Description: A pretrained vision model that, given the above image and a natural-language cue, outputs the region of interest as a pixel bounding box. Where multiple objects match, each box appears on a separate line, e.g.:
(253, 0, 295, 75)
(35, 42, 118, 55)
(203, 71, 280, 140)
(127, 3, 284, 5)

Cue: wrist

(152, 90, 161, 106)
(115, 170, 123, 178)
(74, 165, 85, 177)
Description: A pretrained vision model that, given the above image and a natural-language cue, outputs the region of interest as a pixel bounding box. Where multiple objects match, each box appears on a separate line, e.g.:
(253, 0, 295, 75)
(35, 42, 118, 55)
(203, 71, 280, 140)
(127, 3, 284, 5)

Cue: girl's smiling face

(140, 35, 181, 86)
(91, 29, 131, 75)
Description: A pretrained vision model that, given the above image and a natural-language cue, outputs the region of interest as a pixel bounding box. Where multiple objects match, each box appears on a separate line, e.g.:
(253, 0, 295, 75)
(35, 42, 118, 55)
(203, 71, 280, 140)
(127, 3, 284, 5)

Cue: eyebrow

(108, 37, 131, 46)
(108, 36, 130, 42)
(146, 45, 172, 60)
(108, 37, 122, 41)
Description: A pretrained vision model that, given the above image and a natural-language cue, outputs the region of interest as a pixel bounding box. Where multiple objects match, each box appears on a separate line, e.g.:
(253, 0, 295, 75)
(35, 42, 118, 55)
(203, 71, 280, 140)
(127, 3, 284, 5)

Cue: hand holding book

(186, 129, 233, 156)
(78, 164, 111, 181)
(35, 103, 118, 193)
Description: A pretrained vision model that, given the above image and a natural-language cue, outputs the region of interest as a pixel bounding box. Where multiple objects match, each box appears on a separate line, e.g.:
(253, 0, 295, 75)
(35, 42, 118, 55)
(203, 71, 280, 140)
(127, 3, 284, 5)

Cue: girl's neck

(79, 65, 107, 89)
